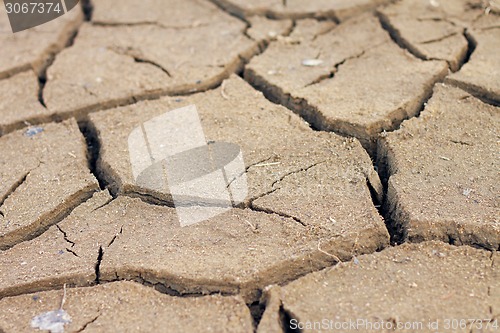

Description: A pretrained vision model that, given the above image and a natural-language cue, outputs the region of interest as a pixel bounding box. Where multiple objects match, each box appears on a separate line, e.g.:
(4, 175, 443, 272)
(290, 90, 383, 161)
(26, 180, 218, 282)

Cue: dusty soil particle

(246, 16, 294, 46)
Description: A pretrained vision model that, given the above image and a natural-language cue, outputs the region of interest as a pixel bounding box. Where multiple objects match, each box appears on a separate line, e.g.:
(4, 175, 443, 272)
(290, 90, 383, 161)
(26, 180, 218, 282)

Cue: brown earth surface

(0, 0, 499, 332)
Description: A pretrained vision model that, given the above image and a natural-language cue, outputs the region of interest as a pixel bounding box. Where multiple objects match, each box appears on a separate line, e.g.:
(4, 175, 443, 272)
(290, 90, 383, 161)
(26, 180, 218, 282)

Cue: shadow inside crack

(280, 305, 302, 333)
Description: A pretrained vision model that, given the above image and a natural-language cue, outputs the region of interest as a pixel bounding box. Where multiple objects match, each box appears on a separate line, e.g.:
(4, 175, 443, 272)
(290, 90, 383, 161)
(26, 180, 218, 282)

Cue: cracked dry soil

(0, 0, 499, 332)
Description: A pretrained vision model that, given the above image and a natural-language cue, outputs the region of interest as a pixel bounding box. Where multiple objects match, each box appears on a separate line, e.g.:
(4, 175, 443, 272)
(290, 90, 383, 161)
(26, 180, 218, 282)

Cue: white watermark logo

(4, 1, 80, 33)
(128, 105, 248, 227)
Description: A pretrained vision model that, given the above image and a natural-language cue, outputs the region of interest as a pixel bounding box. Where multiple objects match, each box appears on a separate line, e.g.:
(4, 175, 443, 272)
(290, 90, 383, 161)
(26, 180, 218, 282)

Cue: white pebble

(302, 59, 323, 67)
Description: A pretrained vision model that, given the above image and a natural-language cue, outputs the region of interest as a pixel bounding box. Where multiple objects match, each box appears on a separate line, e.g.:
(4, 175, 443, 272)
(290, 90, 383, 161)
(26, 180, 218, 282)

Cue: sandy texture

(0, 281, 253, 333)
(0, 5, 83, 79)
(378, 84, 499, 250)
(0, 119, 98, 250)
(269, 241, 498, 333)
(246, 14, 448, 152)
(0, 71, 52, 136)
(377, 0, 473, 71)
(445, 28, 500, 103)
(0, 191, 111, 298)
(0, 1, 498, 331)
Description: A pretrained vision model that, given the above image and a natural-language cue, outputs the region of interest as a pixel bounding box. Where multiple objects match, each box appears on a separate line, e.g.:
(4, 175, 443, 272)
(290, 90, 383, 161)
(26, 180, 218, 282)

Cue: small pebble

(31, 309, 71, 333)
(432, 249, 446, 258)
(302, 59, 323, 67)
(24, 127, 44, 137)
(429, 0, 439, 7)
(268, 31, 278, 38)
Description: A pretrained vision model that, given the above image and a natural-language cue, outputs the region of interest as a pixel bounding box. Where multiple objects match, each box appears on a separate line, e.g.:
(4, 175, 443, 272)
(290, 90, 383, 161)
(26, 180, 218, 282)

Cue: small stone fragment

(247, 16, 293, 44)
(24, 127, 44, 137)
(301, 59, 324, 67)
(31, 309, 71, 333)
